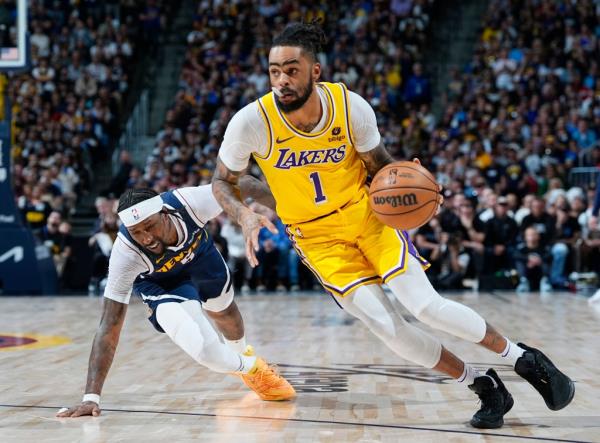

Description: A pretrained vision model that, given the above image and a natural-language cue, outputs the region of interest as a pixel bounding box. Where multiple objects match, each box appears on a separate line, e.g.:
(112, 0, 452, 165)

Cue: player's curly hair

(272, 19, 327, 61)
(117, 188, 159, 212)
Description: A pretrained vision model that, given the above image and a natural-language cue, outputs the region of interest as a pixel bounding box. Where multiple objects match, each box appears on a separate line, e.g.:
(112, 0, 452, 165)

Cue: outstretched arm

(212, 157, 277, 267)
(57, 298, 127, 417)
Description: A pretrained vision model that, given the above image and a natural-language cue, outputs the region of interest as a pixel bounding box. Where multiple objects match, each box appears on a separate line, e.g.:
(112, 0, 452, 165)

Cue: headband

(118, 195, 164, 227)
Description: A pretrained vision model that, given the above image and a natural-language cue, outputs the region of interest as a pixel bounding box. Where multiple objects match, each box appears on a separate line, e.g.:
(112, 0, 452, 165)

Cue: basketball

(369, 161, 441, 230)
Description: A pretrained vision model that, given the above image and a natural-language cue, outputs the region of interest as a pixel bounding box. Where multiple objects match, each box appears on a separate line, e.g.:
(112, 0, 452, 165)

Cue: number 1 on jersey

(309, 171, 327, 204)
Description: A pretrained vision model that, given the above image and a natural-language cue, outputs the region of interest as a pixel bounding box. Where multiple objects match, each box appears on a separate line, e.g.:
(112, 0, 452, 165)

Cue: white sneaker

(241, 284, 250, 295)
(516, 277, 530, 293)
(290, 284, 300, 292)
(588, 288, 600, 304)
(256, 284, 266, 293)
(540, 277, 552, 294)
(276, 284, 287, 293)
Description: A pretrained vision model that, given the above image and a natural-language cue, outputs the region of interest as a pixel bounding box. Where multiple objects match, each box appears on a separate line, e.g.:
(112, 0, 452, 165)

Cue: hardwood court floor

(1, 291, 599, 443)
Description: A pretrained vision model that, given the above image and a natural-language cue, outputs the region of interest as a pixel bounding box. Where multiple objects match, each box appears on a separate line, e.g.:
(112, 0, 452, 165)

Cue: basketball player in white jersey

(57, 178, 294, 418)
(211, 22, 574, 428)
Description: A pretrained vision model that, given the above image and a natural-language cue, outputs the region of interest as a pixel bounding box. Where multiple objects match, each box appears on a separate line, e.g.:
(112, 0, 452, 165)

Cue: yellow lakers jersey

(253, 82, 368, 224)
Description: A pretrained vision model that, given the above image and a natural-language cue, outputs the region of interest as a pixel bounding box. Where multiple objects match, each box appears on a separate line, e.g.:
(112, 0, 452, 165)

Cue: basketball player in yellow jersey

(212, 22, 574, 428)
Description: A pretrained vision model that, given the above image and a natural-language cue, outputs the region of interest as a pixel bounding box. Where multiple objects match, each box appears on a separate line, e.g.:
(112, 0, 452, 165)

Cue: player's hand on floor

(240, 209, 278, 267)
(56, 401, 100, 418)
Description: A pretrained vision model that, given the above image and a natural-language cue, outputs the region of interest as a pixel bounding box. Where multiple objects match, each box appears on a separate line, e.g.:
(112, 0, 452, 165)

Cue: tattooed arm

(212, 158, 249, 225)
(357, 143, 395, 177)
(212, 157, 277, 267)
(239, 174, 276, 211)
(57, 298, 127, 417)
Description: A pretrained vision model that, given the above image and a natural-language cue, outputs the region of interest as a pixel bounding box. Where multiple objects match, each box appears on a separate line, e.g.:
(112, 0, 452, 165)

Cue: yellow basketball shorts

(285, 190, 429, 297)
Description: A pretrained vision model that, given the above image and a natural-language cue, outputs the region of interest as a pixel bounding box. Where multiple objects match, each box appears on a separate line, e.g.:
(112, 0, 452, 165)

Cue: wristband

(82, 393, 100, 405)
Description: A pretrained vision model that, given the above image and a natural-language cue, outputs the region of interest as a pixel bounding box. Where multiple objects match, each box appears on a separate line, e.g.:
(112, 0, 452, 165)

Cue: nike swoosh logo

(276, 135, 294, 144)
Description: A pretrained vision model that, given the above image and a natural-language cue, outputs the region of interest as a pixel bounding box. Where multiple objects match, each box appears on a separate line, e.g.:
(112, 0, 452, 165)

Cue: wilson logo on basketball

(372, 193, 418, 207)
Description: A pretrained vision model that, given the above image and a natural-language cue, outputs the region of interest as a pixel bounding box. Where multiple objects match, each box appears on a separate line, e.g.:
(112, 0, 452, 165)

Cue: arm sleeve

(218, 102, 269, 171)
(103, 237, 149, 304)
(348, 91, 382, 152)
(175, 185, 223, 224)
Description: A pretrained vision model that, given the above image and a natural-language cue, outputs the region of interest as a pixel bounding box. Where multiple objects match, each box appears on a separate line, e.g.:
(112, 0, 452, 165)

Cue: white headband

(118, 195, 164, 227)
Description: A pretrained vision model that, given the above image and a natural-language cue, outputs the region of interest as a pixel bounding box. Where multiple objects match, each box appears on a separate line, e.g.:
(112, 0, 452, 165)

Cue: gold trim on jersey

(338, 82, 356, 146)
(272, 83, 336, 138)
(255, 99, 274, 160)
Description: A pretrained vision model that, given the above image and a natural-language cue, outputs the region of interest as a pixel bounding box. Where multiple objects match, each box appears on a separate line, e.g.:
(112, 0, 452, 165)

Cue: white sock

(499, 338, 525, 365)
(237, 355, 257, 374)
(457, 364, 482, 386)
(224, 336, 247, 354)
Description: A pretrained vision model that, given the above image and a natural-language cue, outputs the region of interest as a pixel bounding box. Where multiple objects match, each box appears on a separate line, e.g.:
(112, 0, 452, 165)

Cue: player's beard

(275, 79, 314, 113)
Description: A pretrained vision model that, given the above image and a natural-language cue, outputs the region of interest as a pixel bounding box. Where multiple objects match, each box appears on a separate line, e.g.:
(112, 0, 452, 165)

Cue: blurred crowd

(10, 0, 168, 236)
(418, 0, 600, 292)
(6, 0, 171, 291)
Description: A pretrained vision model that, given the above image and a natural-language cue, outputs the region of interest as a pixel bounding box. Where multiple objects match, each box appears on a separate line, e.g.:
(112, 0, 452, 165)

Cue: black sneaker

(468, 368, 514, 429)
(514, 343, 575, 411)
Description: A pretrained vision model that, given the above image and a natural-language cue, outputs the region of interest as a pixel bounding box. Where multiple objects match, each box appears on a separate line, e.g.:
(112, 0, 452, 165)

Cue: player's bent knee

(416, 296, 486, 343)
(343, 285, 442, 368)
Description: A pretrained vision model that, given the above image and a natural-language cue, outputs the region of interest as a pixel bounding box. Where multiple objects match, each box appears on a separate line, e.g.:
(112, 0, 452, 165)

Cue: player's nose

(140, 231, 154, 246)
(278, 74, 290, 87)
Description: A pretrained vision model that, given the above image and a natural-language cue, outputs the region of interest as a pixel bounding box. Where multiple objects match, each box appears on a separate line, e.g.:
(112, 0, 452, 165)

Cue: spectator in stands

(484, 196, 519, 274)
(404, 62, 431, 105)
(415, 213, 444, 278)
(206, 220, 228, 263)
(88, 206, 119, 295)
(220, 217, 253, 294)
(515, 227, 552, 293)
(521, 197, 556, 247)
(550, 202, 580, 289)
(18, 184, 52, 231)
(457, 198, 485, 276)
(11, 0, 168, 235)
(252, 204, 296, 292)
(103, 150, 133, 197)
(430, 231, 471, 290)
(38, 211, 73, 283)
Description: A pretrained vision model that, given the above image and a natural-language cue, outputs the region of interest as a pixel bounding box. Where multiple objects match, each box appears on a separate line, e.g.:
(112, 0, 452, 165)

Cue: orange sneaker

(238, 353, 296, 401)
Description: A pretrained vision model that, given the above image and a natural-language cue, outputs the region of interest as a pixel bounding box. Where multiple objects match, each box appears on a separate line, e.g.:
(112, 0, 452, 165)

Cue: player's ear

(312, 62, 321, 81)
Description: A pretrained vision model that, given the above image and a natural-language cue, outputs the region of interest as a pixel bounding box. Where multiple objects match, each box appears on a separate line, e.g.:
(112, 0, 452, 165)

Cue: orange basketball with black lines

(369, 161, 442, 230)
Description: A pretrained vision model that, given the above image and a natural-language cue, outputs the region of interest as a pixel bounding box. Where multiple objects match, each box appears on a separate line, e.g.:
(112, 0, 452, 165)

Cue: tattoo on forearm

(359, 143, 395, 177)
(212, 160, 249, 223)
(239, 175, 276, 211)
(85, 301, 125, 395)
